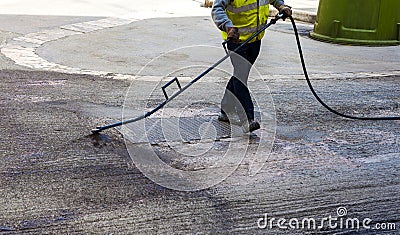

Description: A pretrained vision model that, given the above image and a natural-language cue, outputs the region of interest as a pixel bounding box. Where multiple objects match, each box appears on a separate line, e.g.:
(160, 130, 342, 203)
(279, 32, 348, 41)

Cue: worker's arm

(211, 0, 233, 32)
(270, 0, 285, 10)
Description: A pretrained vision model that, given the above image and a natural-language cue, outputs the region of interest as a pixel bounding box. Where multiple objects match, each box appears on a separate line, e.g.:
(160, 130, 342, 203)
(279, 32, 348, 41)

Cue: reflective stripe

(222, 0, 270, 43)
(237, 23, 267, 34)
(226, 0, 269, 14)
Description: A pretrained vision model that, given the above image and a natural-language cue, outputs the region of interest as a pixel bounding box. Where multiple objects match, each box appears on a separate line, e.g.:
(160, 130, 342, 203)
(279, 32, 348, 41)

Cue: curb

(269, 9, 316, 24)
(293, 10, 317, 24)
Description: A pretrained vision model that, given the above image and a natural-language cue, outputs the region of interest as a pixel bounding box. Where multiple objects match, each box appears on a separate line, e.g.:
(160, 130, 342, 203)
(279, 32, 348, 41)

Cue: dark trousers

(221, 40, 261, 120)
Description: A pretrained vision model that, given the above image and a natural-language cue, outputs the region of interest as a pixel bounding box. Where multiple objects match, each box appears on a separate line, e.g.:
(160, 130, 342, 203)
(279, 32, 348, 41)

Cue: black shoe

(218, 112, 230, 123)
(242, 119, 260, 133)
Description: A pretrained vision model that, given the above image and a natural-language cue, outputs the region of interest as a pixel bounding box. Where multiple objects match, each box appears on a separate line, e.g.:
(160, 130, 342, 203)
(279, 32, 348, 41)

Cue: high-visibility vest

(222, 0, 270, 43)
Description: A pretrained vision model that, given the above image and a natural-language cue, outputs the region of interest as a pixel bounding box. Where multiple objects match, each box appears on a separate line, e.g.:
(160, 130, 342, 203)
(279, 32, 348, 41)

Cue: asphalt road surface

(1, 69, 399, 234)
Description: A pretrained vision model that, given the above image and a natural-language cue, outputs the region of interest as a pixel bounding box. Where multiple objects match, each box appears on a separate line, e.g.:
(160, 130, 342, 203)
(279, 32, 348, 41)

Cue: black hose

(289, 15, 400, 120)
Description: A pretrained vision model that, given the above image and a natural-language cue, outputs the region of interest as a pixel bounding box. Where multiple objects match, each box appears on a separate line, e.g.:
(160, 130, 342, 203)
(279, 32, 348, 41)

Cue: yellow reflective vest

(222, 0, 270, 43)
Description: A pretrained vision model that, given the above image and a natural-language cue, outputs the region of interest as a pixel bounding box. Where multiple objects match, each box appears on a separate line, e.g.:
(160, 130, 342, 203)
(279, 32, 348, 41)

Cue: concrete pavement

(1, 0, 398, 80)
(0, 0, 321, 77)
(35, 17, 400, 78)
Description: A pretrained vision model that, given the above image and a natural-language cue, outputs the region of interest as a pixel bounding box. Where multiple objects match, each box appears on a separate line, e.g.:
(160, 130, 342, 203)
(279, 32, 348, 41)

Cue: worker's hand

(278, 4, 292, 20)
(226, 27, 240, 44)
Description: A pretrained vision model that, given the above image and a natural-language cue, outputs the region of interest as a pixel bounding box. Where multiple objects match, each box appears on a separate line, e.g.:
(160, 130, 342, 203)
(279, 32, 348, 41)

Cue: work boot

(242, 119, 260, 133)
(218, 112, 230, 123)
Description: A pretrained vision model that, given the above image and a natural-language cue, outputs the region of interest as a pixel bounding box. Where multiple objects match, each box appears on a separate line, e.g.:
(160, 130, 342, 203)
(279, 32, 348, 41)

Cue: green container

(310, 0, 400, 45)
